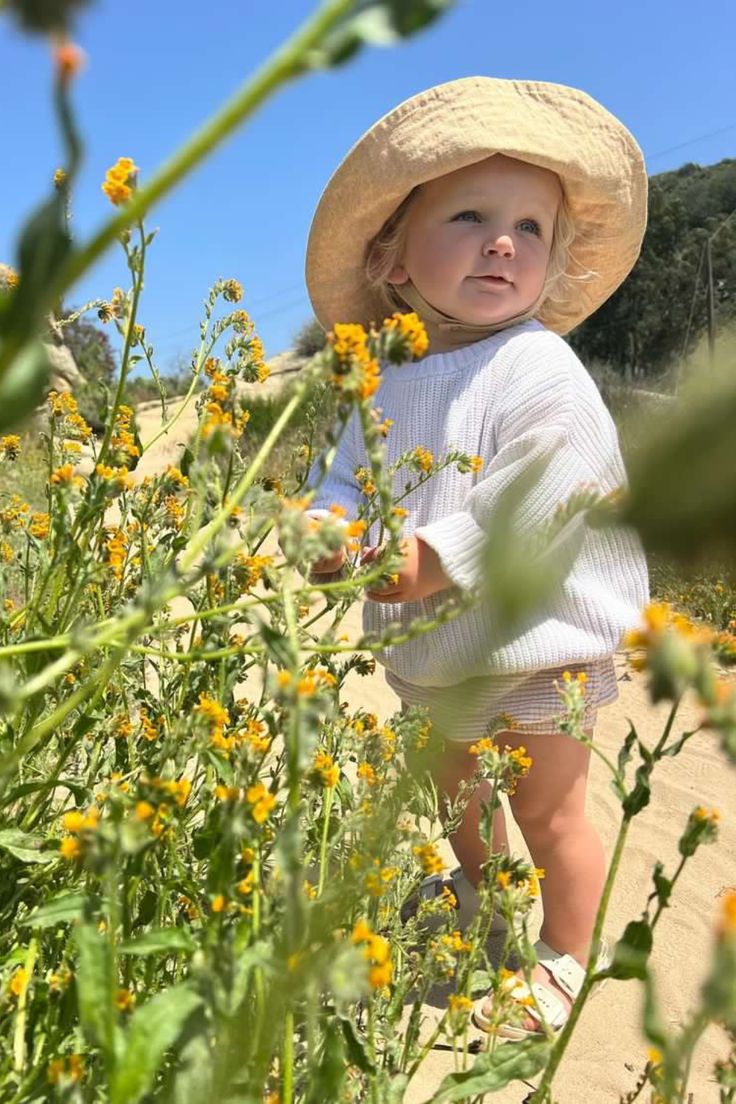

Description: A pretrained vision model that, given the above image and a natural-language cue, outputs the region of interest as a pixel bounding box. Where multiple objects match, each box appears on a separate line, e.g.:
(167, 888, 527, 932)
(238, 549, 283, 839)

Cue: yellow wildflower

(0, 494, 29, 530)
(139, 708, 159, 742)
(49, 464, 85, 489)
(214, 784, 240, 802)
(62, 807, 99, 833)
(8, 967, 28, 998)
(234, 552, 273, 590)
(59, 837, 81, 860)
(693, 806, 720, 825)
(413, 841, 444, 876)
(246, 781, 276, 824)
(382, 311, 429, 358)
(222, 279, 243, 303)
(47, 1053, 84, 1085)
(164, 465, 189, 487)
(718, 890, 736, 936)
(29, 512, 50, 539)
(312, 749, 340, 788)
(102, 157, 138, 206)
(114, 988, 136, 1012)
(357, 761, 377, 786)
(355, 467, 377, 496)
(0, 435, 21, 460)
(413, 446, 434, 472)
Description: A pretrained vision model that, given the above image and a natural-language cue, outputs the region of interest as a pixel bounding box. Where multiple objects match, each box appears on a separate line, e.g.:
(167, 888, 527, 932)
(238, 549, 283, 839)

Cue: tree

(569, 159, 736, 377)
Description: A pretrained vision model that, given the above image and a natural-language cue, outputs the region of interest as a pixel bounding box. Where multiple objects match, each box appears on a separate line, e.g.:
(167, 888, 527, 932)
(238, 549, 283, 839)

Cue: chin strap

(392, 281, 540, 353)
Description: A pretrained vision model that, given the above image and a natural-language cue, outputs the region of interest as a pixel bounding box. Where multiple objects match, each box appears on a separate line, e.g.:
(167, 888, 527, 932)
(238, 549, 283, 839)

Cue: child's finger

(360, 544, 383, 565)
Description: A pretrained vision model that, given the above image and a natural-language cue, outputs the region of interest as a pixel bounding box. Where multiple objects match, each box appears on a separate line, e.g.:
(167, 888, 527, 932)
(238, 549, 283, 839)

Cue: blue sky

(1, 0, 735, 372)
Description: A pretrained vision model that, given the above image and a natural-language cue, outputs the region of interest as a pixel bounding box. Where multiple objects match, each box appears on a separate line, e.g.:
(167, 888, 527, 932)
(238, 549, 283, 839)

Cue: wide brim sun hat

(306, 77, 647, 337)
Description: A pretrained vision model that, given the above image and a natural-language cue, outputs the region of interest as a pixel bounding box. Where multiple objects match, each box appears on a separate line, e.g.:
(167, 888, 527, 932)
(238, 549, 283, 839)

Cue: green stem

(12, 938, 38, 1074)
(317, 787, 334, 896)
(1, 644, 132, 788)
(531, 815, 632, 1101)
(282, 1009, 294, 1104)
(178, 387, 306, 574)
(43, 0, 354, 313)
(97, 222, 147, 465)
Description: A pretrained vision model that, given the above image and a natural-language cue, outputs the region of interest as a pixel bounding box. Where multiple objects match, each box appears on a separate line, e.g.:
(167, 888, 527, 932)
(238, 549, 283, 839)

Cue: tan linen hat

(306, 77, 647, 336)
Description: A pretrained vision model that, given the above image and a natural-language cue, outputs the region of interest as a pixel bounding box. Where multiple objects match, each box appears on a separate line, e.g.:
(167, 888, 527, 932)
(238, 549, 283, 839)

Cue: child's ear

(387, 262, 409, 285)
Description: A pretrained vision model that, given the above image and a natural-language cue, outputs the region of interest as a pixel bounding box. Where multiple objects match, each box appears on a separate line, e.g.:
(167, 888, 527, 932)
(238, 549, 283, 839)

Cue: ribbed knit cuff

(414, 512, 488, 592)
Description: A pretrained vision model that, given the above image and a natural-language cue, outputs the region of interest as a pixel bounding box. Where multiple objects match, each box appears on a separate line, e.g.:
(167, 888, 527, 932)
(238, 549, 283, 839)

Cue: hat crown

(306, 77, 647, 336)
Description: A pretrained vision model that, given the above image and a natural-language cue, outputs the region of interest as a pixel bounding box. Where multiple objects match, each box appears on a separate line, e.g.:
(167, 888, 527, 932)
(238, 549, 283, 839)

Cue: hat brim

(306, 77, 647, 336)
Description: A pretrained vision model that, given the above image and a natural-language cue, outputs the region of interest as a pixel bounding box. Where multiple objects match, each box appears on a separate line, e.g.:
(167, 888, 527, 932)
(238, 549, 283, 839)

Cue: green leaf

(305, 1020, 347, 1104)
(0, 340, 50, 432)
(424, 1039, 552, 1102)
(75, 922, 116, 1056)
(651, 862, 672, 910)
(340, 1016, 376, 1075)
(303, 0, 455, 69)
(469, 968, 494, 995)
(0, 828, 56, 864)
(258, 619, 296, 669)
(5, 0, 93, 35)
(110, 984, 202, 1104)
(169, 1021, 213, 1104)
(4, 776, 88, 803)
(117, 927, 196, 956)
(619, 372, 736, 561)
(480, 456, 588, 642)
(606, 919, 653, 981)
(22, 891, 86, 928)
(642, 972, 668, 1051)
(622, 742, 654, 817)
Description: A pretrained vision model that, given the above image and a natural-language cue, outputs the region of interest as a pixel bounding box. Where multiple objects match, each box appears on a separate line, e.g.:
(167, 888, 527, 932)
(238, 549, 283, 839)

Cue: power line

(647, 122, 736, 163)
(153, 283, 308, 349)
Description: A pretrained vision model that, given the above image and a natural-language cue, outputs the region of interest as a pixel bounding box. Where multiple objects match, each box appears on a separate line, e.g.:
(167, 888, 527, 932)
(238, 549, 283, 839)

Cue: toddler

(303, 78, 648, 1039)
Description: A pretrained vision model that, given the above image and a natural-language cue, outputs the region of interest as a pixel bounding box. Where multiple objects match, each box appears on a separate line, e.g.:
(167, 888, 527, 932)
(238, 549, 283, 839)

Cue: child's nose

(483, 232, 515, 259)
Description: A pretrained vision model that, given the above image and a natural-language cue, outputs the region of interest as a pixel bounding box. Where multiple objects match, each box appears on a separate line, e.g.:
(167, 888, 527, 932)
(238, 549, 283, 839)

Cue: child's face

(388, 155, 561, 325)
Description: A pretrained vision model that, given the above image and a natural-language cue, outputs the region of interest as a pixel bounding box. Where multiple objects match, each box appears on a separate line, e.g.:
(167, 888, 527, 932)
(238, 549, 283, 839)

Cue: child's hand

(309, 547, 347, 575)
(363, 536, 451, 603)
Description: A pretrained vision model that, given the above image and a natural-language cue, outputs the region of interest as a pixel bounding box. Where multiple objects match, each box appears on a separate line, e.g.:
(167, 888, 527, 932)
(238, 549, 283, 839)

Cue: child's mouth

(473, 275, 511, 287)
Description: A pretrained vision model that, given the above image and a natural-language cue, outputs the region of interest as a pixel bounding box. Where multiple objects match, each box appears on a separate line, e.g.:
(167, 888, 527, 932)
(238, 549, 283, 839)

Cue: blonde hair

(364, 180, 594, 318)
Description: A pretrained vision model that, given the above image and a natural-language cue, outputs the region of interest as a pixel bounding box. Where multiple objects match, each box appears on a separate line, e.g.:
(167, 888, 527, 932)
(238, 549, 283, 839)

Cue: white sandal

(401, 866, 507, 935)
(471, 937, 610, 1040)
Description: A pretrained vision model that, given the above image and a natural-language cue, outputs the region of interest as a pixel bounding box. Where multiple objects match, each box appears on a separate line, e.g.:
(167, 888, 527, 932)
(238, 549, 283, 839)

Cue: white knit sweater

(307, 320, 649, 689)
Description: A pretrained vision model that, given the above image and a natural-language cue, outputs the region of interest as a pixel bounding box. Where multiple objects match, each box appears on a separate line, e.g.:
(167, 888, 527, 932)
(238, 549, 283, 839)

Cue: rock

(2, 260, 84, 397)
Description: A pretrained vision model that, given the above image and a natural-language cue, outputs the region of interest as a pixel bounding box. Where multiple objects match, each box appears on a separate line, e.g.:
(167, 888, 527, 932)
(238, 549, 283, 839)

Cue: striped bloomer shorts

(388, 657, 618, 744)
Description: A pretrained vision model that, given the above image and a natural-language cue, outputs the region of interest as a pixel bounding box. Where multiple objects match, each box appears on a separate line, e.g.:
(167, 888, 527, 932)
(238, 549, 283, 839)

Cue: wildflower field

(1, 2, 735, 1102)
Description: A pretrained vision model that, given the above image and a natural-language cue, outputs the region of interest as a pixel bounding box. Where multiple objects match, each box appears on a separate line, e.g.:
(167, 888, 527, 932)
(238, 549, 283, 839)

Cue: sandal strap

(503, 976, 567, 1031)
(535, 939, 600, 1000)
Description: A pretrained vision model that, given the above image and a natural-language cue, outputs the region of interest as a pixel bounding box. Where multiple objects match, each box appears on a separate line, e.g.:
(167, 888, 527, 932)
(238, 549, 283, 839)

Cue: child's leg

(506, 727, 605, 959)
(477, 726, 606, 1028)
(422, 738, 510, 876)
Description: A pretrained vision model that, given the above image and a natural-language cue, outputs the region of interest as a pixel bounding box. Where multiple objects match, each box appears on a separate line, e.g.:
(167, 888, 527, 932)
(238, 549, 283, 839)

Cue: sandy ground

(133, 379, 736, 1103)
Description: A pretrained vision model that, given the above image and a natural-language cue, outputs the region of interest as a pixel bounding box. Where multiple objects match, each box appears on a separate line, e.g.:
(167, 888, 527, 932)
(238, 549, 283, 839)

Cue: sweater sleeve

(305, 408, 363, 519)
(415, 338, 615, 592)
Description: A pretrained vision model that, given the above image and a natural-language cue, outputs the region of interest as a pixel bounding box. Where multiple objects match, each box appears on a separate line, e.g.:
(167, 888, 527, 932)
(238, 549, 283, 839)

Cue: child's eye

(452, 210, 481, 223)
(518, 218, 541, 236)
